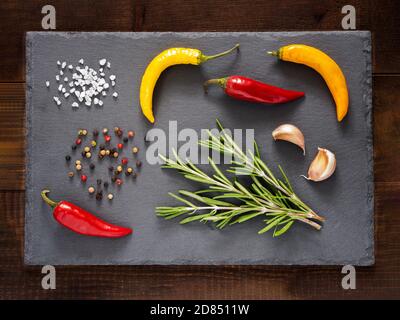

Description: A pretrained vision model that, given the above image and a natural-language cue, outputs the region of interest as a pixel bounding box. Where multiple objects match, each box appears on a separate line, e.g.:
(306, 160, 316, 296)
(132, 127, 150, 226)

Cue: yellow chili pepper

(140, 44, 240, 123)
(268, 44, 349, 122)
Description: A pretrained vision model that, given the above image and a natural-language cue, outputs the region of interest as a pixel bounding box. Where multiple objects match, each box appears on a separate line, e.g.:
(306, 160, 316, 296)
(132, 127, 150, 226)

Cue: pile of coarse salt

(46, 58, 118, 108)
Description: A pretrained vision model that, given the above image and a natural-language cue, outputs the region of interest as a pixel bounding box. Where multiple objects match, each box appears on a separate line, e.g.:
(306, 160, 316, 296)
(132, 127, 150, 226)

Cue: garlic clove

(272, 124, 305, 155)
(304, 147, 336, 182)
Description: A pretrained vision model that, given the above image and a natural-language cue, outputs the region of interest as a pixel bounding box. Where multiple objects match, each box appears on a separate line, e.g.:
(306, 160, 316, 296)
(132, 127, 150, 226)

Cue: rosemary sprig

(156, 120, 324, 237)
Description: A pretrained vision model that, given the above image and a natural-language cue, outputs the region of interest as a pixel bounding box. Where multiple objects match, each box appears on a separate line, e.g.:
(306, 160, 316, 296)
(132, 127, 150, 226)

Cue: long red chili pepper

(204, 75, 305, 104)
(41, 190, 132, 238)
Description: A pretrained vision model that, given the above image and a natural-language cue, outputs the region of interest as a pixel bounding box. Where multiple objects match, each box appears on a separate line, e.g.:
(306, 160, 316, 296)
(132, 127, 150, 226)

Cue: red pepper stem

(41, 190, 59, 208)
(200, 44, 239, 63)
(203, 77, 228, 94)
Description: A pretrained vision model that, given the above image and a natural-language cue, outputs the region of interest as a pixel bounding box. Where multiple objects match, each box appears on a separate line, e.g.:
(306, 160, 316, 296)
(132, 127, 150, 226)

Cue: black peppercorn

(123, 137, 128, 143)
(71, 145, 77, 151)
(89, 163, 95, 170)
(136, 160, 142, 167)
(97, 179, 102, 185)
(93, 129, 99, 137)
(104, 181, 109, 188)
(111, 176, 117, 183)
(96, 191, 103, 201)
(65, 155, 71, 161)
(108, 166, 114, 172)
(81, 151, 86, 157)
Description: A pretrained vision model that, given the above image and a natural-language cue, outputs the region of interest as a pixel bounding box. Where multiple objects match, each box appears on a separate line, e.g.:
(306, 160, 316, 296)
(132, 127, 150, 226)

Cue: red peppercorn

(75, 138, 82, 145)
(104, 135, 111, 143)
(116, 178, 123, 186)
(121, 157, 128, 165)
(81, 175, 87, 182)
(117, 143, 123, 149)
(128, 130, 135, 138)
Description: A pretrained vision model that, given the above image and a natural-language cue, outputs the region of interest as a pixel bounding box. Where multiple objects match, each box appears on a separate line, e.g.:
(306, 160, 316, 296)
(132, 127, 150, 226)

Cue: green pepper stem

(41, 189, 59, 208)
(200, 44, 240, 63)
(203, 77, 228, 94)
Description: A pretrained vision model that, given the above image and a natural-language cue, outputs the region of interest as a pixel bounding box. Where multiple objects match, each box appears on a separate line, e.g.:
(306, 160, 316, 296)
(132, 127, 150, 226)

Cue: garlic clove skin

(272, 124, 305, 155)
(305, 147, 336, 182)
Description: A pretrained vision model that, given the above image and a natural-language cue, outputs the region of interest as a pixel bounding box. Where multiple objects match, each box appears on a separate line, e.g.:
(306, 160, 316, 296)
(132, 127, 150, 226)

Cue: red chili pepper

(204, 75, 304, 104)
(41, 190, 132, 238)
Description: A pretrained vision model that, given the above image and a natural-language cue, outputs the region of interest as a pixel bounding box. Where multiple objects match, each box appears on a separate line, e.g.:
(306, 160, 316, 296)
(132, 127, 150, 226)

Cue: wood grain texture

(0, 0, 400, 300)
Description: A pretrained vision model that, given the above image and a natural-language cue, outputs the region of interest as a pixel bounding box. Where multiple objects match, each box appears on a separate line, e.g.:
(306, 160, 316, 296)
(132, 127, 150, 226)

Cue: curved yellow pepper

(268, 44, 349, 122)
(140, 44, 240, 123)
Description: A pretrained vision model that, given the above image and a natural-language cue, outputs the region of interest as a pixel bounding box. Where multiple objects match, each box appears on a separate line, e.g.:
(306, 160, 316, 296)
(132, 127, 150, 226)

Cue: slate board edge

(24, 31, 374, 266)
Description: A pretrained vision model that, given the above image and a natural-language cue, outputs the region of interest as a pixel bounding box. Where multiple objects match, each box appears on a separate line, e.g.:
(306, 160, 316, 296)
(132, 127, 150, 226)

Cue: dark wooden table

(0, 0, 399, 299)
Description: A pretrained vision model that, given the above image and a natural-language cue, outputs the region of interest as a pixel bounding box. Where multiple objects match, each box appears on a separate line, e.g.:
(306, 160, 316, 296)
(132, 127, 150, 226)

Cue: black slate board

(25, 32, 373, 265)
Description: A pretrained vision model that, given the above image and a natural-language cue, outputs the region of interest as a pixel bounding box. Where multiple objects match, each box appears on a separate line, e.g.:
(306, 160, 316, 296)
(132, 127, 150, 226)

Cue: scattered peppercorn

(104, 182, 109, 188)
(105, 135, 111, 143)
(93, 129, 99, 137)
(100, 150, 106, 156)
(116, 178, 123, 186)
(127, 167, 133, 173)
(132, 146, 139, 154)
(106, 150, 111, 156)
(88, 186, 95, 194)
(123, 137, 129, 143)
(84, 146, 90, 152)
(113, 152, 119, 158)
(102, 128, 108, 134)
(65, 155, 71, 161)
(111, 176, 117, 183)
(81, 175, 87, 182)
(76, 164, 82, 171)
(97, 179, 102, 185)
(117, 143, 123, 149)
(71, 145, 77, 151)
(128, 130, 135, 138)
(121, 158, 128, 165)
(90, 163, 95, 170)
(86, 152, 92, 158)
(114, 170, 120, 175)
(96, 191, 103, 201)
(117, 165, 123, 172)
(136, 160, 142, 168)
(108, 166, 114, 172)
(68, 171, 74, 178)
(75, 160, 81, 165)
(75, 138, 82, 145)
(107, 193, 114, 200)
(81, 151, 86, 157)
(99, 144, 105, 150)
(91, 140, 97, 147)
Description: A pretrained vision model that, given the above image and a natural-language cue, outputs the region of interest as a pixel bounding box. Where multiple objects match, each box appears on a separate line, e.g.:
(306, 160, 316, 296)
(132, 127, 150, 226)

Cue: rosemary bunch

(156, 120, 324, 237)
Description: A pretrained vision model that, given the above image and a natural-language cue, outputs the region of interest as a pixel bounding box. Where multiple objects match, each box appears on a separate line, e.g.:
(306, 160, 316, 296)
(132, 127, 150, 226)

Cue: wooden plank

(0, 182, 399, 299)
(1, 75, 396, 190)
(0, 0, 134, 81)
(0, 83, 24, 190)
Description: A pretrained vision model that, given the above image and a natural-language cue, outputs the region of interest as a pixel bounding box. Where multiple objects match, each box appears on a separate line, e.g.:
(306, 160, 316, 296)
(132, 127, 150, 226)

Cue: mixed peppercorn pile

(65, 126, 142, 201)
